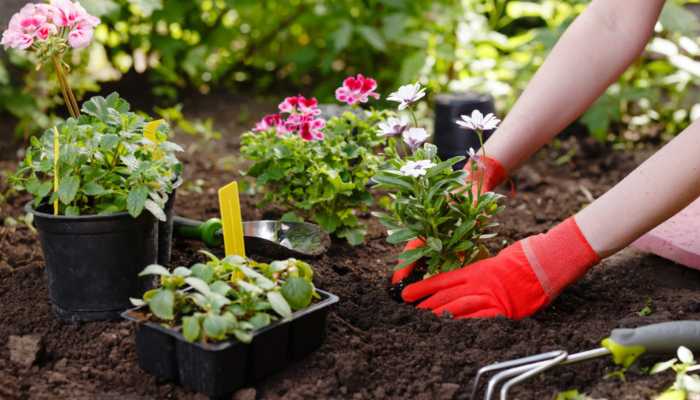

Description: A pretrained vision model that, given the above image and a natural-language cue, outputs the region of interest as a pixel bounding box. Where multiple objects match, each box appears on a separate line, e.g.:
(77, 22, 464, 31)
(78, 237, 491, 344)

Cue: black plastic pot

(26, 200, 159, 324)
(122, 289, 339, 397)
(433, 92, 497, 170)
(158, 176, 183, 266)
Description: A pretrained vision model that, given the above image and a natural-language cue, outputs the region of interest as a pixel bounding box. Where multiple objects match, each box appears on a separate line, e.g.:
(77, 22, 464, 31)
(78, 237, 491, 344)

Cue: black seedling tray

(122, 289, 339, 397)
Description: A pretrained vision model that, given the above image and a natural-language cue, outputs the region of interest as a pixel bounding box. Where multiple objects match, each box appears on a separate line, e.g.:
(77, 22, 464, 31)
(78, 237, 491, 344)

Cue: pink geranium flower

(279, 94, 318, 114)
(299, 118, 325, 141)
(335, 74, 380, 105)
(36, 23, 58, 40)
(252, 114, 283, 132)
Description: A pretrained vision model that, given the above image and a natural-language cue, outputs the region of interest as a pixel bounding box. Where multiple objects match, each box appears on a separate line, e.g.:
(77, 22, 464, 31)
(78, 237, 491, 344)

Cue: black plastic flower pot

(26, 200, 159, 324)
(122, 289, 339, 397)
(433, 91, 497, 170)
(158, 176, 183, 266)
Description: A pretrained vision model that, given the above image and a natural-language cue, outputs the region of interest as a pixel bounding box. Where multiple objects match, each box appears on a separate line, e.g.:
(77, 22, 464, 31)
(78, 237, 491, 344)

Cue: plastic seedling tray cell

(122, 289, 339, 397)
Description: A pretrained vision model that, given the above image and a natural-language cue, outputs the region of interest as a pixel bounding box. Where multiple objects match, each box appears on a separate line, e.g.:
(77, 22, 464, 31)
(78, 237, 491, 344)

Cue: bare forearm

(576, 121, 700, 258)
(483, 0, 664, 174)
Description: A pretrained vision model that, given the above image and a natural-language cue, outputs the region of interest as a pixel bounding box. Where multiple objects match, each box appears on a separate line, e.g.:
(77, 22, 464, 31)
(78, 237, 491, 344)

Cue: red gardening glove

(401, 217, 600, 319)
(392, 155, 509, 285)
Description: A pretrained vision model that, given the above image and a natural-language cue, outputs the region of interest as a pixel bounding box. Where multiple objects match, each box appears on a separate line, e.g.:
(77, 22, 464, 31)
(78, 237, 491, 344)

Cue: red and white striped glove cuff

(521, 217, 600, 300)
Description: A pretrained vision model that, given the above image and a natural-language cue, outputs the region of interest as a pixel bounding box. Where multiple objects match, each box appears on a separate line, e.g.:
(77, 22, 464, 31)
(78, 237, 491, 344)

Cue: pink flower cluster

(1, 0, 100, 51)
(335, 74, 380, 105)
(253, 94, 326, 141)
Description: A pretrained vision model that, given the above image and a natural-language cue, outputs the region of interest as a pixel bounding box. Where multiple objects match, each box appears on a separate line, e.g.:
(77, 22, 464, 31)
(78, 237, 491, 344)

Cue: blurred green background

(1, 0, 700, 147)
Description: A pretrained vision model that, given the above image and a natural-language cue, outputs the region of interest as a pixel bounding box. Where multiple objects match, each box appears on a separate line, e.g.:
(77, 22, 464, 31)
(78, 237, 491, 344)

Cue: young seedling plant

(132, 251, 319, 344)
(241, 75, 393, 245)
(7, 93, 183, 220)
(372, 82, 505, 277)
(650, 346, 700, 399)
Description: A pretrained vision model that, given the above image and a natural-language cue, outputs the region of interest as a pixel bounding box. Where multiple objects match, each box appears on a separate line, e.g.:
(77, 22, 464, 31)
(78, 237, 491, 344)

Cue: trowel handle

(173, 216, 223, 247)
(604, 321, 700, 366)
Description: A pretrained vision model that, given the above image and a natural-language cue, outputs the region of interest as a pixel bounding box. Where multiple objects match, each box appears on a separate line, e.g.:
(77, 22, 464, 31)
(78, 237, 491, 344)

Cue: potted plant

(372, 82, 505, 279)
(124, 251, 338, 397)
(6, 93, 183, 323)
(3, 2, 184, 322)
(240, 74, 394, 245)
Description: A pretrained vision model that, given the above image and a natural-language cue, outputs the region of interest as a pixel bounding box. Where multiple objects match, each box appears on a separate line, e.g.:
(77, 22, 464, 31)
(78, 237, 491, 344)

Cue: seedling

(132, 251, 319, 344)
(650, 346, 700, 397)
(630, 306, 652, 317)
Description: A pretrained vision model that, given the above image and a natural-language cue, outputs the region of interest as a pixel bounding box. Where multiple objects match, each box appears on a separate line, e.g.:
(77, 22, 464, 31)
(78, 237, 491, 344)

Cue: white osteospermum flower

(456, 109, 501, 131)
(402, 127, 430, 150)
(387, 82, 427, 110)
(400, 160, 436, 178)
(377, 116, 410, 137)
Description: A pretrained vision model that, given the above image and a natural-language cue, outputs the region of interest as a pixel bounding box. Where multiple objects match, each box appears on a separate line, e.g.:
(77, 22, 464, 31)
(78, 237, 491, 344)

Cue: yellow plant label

(53, 127, 59, 215)
(218, 181, 245, 257)
(144, 119, 165, 160)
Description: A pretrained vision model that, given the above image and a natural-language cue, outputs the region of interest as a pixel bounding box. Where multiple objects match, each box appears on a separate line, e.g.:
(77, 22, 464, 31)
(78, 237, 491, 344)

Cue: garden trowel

(172, 216, 330, 257)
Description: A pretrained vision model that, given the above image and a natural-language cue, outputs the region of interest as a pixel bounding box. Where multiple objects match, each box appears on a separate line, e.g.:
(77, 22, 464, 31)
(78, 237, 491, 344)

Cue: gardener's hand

(401, 217, 600, 319)
(391, 155, 509, 285)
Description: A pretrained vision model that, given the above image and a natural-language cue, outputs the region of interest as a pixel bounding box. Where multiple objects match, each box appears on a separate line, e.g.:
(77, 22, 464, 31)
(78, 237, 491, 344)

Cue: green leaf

(355, 25, 386, 51)
(139, 264, 171, 276)
(650, 358, 678, 375)
(660, 4, 697, 36)
(82, 182, 105, 196)
(386, 228, 418, 244)
(126, 184, 149, 218)
(172, 266, 192, 277)
(281, 212, 304, 223)
(315, 212, 342, 234)
(333, 19, 353, 52)
(336, 224, 367, 245)
(281, 277, 313, 310)
(184, 277, 211, 296)
(100, 134, 120, 151)
(149, 290, 174, 320)
(372, 172, 414, 193)
(65, 206, 79, 216)
(182, 316, 201, 342)
(398, 51, 428, 87)
(446, 220, 477, 249)
(248, 313, 271, 329)
(233, 329, 253, 344)
(426, 237, 442, 252)
(202, 315, 226, 339)
(58, 175, 80, 205)
(267, 291, 292, 320)
(210, 281, 231, 296)
(144, 199, 166, 222)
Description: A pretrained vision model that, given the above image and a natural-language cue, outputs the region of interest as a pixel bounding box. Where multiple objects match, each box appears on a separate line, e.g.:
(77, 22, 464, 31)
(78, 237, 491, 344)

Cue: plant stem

(51, 55, 76, 119)
(477, 130, 485, 197)
(408, 105, 419, 128)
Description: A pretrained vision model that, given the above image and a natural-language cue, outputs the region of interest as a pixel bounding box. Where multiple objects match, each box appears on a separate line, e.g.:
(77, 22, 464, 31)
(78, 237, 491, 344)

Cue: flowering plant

(1, 0, 100, 119)
(372, 83, 504, 276)
(241, 75, 392, 245)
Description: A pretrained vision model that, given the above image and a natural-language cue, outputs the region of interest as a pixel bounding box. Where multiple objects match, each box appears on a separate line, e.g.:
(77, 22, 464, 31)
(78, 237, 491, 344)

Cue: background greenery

(1, 0, 700, 145)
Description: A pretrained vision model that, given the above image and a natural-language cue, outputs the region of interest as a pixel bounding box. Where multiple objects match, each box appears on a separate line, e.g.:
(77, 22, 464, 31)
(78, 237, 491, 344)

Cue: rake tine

(470, 350, 565, 400)
(498, 351, 569, 400)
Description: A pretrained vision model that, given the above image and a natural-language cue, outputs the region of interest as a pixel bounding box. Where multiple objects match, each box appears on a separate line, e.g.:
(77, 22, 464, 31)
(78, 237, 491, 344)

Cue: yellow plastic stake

(144, 119, 164, 160)
(53, 128, 59, 215)
(218, 181, 245, 257)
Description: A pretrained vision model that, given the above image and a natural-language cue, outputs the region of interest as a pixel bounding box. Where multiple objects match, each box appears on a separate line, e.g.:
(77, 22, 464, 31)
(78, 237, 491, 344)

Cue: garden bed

(1, 93, 699, 400)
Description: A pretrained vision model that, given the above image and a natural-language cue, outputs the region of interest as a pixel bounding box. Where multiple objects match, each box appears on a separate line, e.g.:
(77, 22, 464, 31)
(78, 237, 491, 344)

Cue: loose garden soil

(1, 92, 699, 400)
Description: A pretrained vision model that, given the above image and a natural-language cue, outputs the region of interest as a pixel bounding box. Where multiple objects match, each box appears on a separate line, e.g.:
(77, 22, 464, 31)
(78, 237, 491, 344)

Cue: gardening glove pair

(391, 155, 509, 284)
(401, 217, 600, 319)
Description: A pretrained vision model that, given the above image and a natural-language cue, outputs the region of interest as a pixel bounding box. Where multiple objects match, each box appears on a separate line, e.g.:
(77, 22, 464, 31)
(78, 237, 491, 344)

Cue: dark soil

(1, 93, 699, 400)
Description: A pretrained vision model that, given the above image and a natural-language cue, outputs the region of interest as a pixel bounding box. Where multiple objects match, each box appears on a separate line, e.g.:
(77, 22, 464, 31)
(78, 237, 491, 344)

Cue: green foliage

(133, 251, 318, 344)
(651, 346, 700, 395)
(241, 109, 390, 245)
(374, 142, 504, 276)
(6, 93, 182, 220)
(3, 0, 700, 145)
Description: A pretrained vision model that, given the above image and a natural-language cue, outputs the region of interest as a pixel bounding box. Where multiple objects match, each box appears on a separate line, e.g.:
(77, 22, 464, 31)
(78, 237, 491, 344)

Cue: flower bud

(35, 61, 43, 71)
